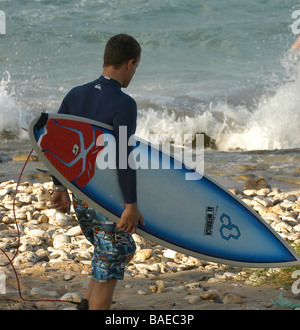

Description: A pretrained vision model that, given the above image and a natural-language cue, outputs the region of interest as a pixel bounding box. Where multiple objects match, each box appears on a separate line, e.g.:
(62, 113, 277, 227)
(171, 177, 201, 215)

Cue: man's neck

(102, 66, 125, 87)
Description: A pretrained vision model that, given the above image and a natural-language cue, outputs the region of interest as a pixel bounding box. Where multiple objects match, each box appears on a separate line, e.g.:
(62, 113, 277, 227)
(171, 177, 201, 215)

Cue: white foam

(216, 54, 300, 151)
(2, 51, 300, 152)
(136, 54, 300, 151)
(0, 71, 34, 139)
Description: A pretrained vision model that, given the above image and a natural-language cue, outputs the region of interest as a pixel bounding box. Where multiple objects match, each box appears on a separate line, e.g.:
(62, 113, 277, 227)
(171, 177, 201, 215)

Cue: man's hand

(51, 190, 71, 214)
(117, 203, 145, 234)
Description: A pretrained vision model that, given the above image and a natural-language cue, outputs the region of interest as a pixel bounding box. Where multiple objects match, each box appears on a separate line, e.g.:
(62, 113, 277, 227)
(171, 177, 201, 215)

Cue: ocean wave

(1, 51, 300, 153)
(136, 53, 300, 152)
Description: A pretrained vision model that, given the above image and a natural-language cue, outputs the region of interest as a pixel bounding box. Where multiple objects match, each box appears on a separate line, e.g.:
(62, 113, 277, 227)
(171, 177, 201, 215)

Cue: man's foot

(76, 298, 89, 310)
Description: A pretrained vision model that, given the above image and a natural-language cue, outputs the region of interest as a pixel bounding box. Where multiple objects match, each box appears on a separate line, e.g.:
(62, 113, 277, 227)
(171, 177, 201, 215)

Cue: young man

(51, 34, 144, 310)
(291, 35, 300, 50)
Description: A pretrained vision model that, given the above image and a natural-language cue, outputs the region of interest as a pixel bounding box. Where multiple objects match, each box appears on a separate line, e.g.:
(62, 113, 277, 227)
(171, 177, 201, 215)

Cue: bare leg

(83, 252, 135, 310)
(83, 279, 95, 300)
(126, 252, 135, 264)
(84, 278, 118, 310)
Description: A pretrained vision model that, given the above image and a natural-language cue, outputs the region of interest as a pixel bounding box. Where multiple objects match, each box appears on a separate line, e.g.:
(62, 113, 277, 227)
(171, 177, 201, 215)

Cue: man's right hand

(117, 203, 145, 234)
(51, 190, 71, 214)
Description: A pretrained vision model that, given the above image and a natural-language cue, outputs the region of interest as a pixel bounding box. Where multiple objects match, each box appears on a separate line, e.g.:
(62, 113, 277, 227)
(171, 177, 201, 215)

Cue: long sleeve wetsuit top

(52, 75, 137, 204)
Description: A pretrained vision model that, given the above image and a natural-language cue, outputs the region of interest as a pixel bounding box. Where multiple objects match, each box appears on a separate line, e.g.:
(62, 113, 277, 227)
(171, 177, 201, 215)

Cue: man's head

(102, 34, 141, 88)
(103, 34, 141, 69)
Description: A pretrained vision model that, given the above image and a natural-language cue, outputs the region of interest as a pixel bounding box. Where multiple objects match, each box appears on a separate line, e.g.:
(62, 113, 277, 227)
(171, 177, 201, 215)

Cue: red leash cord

(0, 149, 77, 307)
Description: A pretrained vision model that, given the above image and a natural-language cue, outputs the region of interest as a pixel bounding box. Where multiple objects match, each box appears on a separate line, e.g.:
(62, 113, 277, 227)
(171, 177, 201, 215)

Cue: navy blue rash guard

(52, 75, 137, 204)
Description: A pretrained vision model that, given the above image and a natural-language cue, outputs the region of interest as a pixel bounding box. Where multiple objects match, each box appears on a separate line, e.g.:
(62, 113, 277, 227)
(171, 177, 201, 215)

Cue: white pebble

(60, 292, 82, 303)
(66, 226, 82, 236)
(14, 251, 37, 264)
(137, 290, 148, 295)
(163, 249, 180, 259)
(53, 234, 71, 249)
(31, 287, 59, 298)
(184, 295, 201, 304)
(26, 229, 50, 240)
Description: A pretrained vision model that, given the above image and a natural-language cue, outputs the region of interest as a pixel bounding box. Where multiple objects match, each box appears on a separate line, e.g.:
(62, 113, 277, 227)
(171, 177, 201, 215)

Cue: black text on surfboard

(204, 206, 218, 236)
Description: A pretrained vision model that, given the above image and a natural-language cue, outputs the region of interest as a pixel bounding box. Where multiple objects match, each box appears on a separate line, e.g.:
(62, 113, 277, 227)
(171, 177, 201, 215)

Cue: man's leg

(73, 196, 136, 310)
(84, 278, 118, 310)
(82, 253, 134, 310)
(126, 252, 135, 264)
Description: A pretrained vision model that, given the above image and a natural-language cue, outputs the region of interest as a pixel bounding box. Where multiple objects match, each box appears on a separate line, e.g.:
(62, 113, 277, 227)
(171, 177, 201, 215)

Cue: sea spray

(0, 71, 34, 139)
(136, 54, 300, 152)
(216, 52, 300, 151)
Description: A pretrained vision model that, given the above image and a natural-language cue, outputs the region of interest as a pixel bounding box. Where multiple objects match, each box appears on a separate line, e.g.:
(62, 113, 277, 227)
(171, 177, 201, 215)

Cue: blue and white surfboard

(28, 113, 300, 268)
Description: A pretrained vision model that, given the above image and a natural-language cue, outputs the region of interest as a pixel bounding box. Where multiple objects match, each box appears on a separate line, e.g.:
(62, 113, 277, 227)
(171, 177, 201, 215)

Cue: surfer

(291, 35, 300, 50)
(50, 34, 144, 310)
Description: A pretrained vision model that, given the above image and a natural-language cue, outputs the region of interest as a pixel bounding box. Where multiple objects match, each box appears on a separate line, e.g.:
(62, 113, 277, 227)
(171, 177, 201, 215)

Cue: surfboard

(28, 113, 300, 268)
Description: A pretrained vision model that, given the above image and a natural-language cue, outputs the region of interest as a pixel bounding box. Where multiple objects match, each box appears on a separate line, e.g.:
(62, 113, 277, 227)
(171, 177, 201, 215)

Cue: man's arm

(113, 97, 145, 233)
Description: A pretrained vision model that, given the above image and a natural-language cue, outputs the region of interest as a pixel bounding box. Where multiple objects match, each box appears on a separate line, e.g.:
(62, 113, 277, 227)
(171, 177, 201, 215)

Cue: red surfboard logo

(39, 118, 104, 187)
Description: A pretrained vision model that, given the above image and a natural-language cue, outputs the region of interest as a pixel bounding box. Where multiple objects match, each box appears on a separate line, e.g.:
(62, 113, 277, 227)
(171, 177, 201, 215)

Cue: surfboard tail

(137, 228, 300, 268)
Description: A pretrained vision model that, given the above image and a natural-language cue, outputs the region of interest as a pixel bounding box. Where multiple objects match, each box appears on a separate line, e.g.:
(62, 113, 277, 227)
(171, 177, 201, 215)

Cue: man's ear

(125, 58, 135, 70)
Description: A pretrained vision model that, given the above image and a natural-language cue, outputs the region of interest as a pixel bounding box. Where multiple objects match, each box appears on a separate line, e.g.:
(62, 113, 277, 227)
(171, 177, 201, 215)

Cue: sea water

(0, 0, 300, 189)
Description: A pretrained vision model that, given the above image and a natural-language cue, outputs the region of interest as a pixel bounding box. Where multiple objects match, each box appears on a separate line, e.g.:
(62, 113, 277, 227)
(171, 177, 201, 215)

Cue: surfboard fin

(36, 112, 49, 130)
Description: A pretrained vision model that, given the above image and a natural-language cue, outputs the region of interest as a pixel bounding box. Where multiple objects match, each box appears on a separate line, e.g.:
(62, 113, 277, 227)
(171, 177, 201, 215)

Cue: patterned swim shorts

(72, 195, 136, 282)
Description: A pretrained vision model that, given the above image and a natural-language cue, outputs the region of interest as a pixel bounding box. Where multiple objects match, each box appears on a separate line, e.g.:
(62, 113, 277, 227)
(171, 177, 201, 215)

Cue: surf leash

(0, 148, 79, 308)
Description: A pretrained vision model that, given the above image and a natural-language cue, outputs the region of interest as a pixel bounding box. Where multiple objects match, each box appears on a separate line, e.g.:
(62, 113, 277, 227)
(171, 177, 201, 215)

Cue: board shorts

(72, 195, 136, 282)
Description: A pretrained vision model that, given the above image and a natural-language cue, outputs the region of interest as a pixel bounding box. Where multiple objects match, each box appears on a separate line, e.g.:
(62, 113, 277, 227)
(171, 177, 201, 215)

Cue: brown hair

(103, 34, 141, 68)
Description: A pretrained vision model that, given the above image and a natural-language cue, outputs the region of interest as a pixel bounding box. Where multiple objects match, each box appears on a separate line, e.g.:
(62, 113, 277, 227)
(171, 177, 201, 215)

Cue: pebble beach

(1, 0, 300, 314)
(1, 155, 300, 311)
